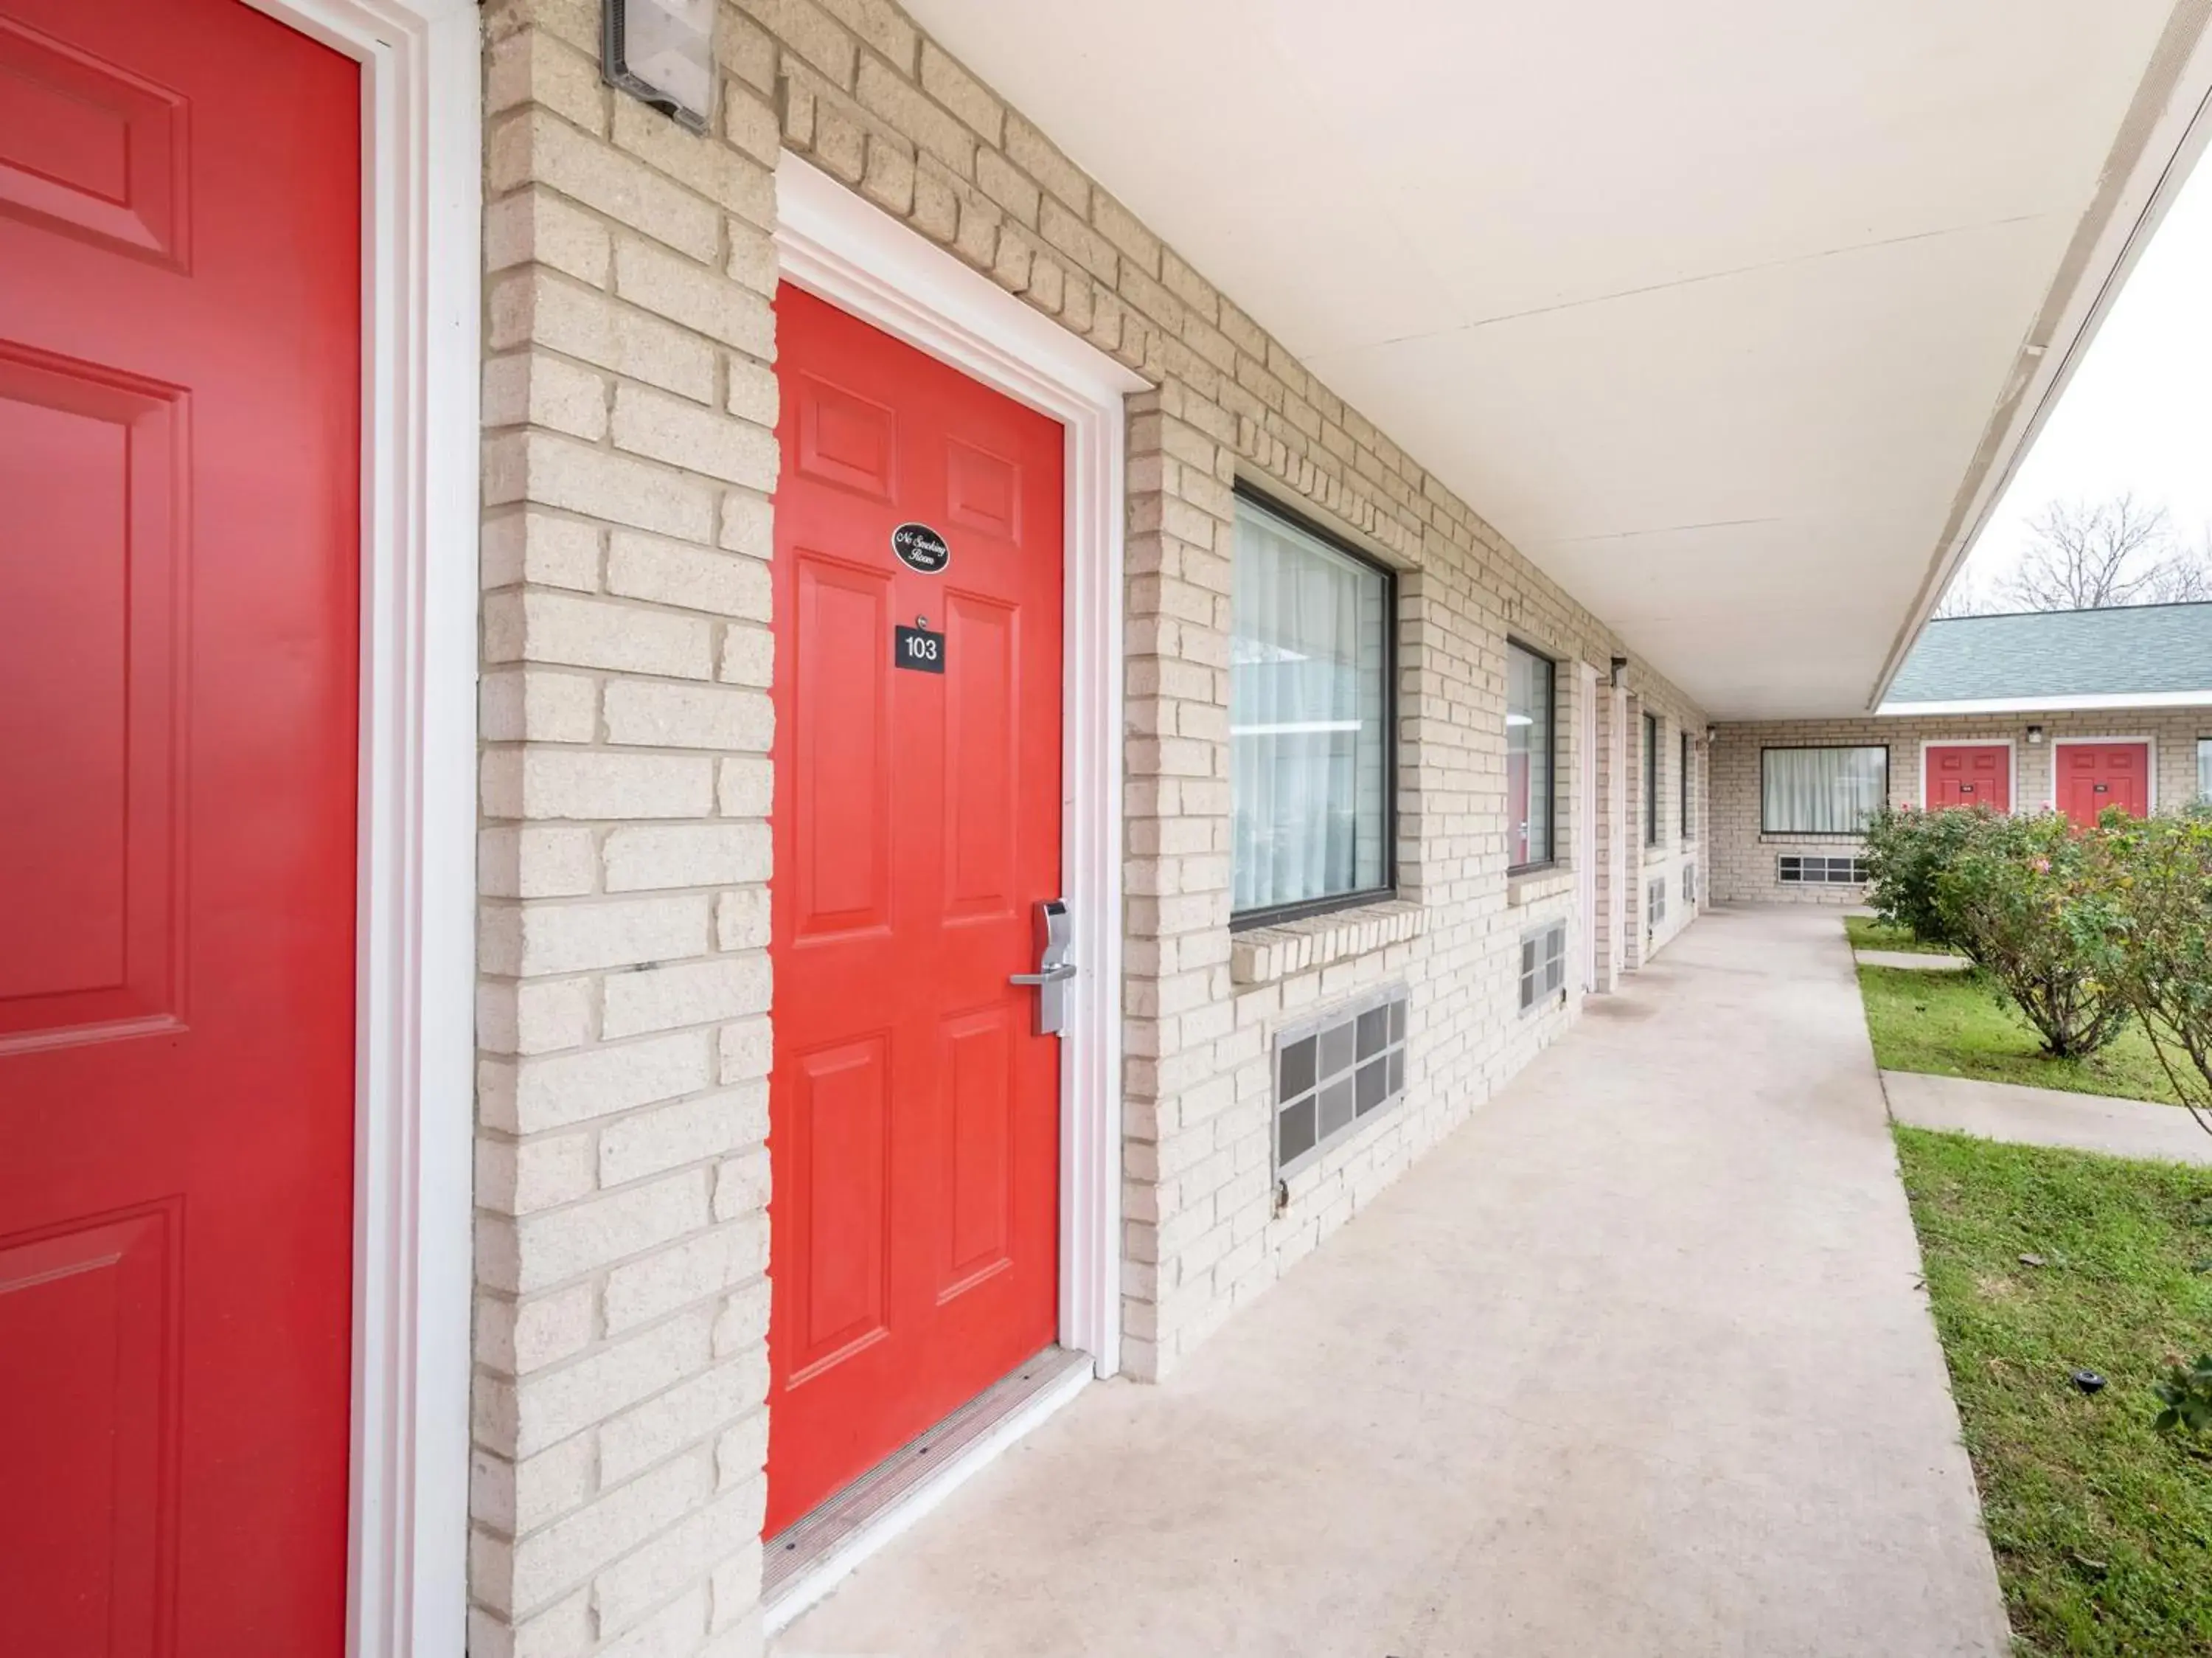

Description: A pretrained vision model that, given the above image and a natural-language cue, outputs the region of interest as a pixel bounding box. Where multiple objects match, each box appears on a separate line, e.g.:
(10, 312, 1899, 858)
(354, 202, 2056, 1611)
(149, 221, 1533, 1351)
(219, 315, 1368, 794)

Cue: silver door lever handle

(1009, 963, 1077, 985)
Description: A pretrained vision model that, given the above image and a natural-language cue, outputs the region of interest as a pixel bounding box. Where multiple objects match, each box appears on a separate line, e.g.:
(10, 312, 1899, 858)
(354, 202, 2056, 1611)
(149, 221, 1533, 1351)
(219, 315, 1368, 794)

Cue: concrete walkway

(775, 907, 2009, 1658)
(1855, 948, 1972, 971)
(1885, 1068, 2212, 1165)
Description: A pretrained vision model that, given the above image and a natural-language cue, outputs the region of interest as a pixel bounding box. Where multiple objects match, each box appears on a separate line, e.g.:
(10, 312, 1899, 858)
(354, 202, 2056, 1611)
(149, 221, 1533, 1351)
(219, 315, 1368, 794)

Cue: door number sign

(891, 521, 950, 574)
(894, 620, 945, 673)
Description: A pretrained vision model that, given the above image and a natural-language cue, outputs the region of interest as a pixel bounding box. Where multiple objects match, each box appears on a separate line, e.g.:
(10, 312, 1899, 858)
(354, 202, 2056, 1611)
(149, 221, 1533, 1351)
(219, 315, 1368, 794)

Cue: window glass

(1643, 713, 1660, 845)
(1506, 643, 1554, 869)
(1680, 730, 1694, 839)
(2199, 737, 2211, 802)
(1762, 746, 1888, 833)
(1231, 497, 1391, 918)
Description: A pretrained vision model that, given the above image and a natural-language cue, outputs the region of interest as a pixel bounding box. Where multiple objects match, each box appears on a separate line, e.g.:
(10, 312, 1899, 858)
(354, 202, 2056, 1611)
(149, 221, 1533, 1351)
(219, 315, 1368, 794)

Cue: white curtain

(1763, 746, 1887, 833)
(1231, 504, 1388, 913)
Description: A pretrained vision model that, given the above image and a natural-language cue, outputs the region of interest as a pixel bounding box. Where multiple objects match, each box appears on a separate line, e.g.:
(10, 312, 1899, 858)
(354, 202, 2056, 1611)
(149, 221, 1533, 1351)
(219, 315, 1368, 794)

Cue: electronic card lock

(1009, 899, 1076, 1036)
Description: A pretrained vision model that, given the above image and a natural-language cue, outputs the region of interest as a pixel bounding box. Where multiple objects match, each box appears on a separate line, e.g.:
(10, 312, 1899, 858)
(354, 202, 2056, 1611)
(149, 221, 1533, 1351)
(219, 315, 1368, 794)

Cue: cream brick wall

(1711, 708, 2209, 904)
(470, 1, 1709, 1651)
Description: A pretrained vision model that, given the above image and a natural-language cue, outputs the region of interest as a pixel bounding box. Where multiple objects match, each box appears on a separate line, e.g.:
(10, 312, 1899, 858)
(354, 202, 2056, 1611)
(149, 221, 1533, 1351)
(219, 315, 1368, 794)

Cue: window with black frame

(1680, 729, 1694, 839)
(1506, 642, 1555, 870)
(1229, 493, 1394, 924)
(1643, 712, 1660, 846)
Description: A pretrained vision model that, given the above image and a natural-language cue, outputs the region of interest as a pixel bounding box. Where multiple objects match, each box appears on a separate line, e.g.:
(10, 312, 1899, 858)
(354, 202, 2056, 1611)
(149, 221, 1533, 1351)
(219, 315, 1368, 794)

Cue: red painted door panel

(2056, 741, 2150, 827)
(1924, 743, 2011, 811)
(768, 287, 1064, 1533)
(0, 0, 360, 1650)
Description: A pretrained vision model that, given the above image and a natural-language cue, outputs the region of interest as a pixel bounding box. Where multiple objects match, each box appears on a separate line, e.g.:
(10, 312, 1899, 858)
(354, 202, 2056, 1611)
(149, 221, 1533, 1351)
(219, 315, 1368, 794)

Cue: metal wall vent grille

(1272, 985, 1408, 1178)
(1778, 854, 1868, 884)
(1518, 922, 1565, 1014)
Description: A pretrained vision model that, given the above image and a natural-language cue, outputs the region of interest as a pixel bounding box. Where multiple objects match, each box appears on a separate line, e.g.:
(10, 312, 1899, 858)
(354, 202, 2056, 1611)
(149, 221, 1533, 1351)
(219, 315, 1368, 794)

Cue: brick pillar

(1121, 385, 1238, 1381)
(1622, 693, 1646, 971)
(470, 4, 780, 1652)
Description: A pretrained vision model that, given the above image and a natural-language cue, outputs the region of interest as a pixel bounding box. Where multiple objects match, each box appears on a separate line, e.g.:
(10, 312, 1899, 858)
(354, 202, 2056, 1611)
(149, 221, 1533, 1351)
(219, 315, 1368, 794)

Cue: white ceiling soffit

(903, 0, 2212, 718)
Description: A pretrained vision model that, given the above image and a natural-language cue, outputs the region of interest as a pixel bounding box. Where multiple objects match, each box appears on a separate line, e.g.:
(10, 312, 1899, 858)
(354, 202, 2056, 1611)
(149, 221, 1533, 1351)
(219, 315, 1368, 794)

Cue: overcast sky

(1954, 146, 2212, 596)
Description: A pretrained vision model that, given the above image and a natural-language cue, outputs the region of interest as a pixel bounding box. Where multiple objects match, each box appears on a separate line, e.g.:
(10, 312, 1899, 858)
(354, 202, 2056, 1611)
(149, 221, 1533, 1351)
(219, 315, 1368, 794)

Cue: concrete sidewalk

(775, 907, 2010, 1658)
(1885, 1067, 2212, 1165)
(1856, 948, 1972, 971)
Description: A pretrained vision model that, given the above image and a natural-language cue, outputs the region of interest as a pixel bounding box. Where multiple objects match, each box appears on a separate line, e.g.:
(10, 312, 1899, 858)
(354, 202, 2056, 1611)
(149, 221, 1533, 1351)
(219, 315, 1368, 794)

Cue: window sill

(1229, 898, 1427, 987)
(1507, 868, 1574, 907)
(1759, 831, 1865, 844)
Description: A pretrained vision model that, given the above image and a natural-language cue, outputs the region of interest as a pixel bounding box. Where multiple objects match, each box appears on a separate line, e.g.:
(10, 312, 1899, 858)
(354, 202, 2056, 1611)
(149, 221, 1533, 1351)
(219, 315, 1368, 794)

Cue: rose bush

(1931, 811, 2132, 1059)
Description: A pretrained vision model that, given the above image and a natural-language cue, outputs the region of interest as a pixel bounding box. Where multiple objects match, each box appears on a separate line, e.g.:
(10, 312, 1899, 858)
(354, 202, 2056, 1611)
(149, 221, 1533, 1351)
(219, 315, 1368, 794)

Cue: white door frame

(1576, 662, 1599, 991)
(771, 154, 1145, 1379)
(1917, 737, 2016, 811)
(240, 1, 481, 1652)
(2047, 734, 2159, 812)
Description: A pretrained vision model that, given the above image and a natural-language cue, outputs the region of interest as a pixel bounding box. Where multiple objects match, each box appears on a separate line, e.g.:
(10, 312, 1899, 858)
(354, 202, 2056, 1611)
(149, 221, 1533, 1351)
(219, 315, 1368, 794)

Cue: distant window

(1506, 642, 1556, 870)
(2199, 737, 2211, 802)
(1230, 493, 1394, 923)
(1643, 713, 1660, 846)
(1762, 746, 1888, 834)
(1680, 730, 1694, 839)
(1778, 854, 1869, 885)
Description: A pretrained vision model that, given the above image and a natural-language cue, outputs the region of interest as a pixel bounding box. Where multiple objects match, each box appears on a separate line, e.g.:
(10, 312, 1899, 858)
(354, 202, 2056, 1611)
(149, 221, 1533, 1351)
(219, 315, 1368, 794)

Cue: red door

(0, 1, 361, 1650)
(767, 288, 1065, 1533)
(2056, 740, 2151, 826)
(1924, 743, 2011, 811)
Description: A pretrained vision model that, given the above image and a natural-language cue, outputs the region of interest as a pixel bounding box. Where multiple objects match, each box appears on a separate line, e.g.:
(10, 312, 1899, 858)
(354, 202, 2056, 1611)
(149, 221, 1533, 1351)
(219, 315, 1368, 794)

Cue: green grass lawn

(1860, 964, 2187, 1106)
(1846, 914, 1957, 955)
(1894, 1128, 2212, 1656)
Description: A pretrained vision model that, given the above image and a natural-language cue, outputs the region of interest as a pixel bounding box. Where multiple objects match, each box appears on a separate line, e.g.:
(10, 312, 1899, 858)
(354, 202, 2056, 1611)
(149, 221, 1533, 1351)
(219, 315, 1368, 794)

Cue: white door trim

(771, 153, 1145, 1378)
(2047, 735, 2160, 812)
(239, 1, 481, 1653)
(1576, 662, 1599, 992)
(1917, 738, 2017, 811)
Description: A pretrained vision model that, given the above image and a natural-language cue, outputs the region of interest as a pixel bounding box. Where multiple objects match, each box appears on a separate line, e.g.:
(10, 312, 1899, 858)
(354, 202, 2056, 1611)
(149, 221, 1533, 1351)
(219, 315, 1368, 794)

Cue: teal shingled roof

(1884, 602, 2212, 704)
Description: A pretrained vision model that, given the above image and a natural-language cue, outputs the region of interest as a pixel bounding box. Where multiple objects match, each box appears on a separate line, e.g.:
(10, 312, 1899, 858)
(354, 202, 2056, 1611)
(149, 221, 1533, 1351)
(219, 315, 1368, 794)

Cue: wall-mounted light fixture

(1705, 726, 1717, 744)
(603, 0, 717, 133)
(1609, 655, 1628, 689)
(2026, 724, 2045, 745)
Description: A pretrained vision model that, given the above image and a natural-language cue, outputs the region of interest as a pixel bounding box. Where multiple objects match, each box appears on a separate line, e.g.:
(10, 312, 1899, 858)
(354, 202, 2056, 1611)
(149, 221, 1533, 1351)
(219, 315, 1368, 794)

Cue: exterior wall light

(2026, 724, 2045, 744)
(1609, 655, 1628, 689)
(603, 0, 716, 133)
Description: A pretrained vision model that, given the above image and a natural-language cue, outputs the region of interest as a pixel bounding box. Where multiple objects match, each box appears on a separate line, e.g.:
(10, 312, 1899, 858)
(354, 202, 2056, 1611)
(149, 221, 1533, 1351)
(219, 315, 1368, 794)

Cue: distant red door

(1924, 743, 2011, 811)
(767, 287, 1065, 1533)
(0, 1, 361, 1651)
(2055, 740, 2151, 827)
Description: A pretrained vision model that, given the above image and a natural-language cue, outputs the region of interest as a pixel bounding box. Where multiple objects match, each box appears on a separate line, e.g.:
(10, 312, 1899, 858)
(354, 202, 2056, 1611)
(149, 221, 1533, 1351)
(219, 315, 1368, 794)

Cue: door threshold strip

(762, 1344, 1093, 1634)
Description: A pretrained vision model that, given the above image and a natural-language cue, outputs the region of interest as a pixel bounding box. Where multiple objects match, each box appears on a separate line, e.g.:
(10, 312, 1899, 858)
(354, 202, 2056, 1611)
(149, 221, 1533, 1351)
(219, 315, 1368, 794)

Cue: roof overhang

(903, 0, 2212, 718)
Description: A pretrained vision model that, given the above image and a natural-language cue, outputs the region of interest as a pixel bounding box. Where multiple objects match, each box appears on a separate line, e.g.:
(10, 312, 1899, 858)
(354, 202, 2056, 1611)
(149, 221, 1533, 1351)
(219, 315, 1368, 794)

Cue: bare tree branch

(2000, 493, 2175, 611)
(1933, 571, 1992, 617)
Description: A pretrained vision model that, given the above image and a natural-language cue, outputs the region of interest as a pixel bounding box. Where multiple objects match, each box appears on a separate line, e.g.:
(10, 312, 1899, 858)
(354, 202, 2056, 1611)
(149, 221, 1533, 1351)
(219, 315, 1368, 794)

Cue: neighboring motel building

(1713, 603, 2212, 903)
(4, 1, 2212, 1654)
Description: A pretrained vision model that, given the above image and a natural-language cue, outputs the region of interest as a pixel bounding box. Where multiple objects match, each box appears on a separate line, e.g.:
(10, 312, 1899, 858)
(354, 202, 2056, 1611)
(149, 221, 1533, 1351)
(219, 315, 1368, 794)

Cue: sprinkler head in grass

(2071, 1369, 2107, 1395)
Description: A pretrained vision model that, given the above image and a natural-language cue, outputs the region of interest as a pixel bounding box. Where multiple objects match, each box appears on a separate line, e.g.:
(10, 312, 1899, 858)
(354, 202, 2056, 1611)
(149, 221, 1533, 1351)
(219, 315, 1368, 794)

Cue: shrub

(2074, 810, 2212, 1133)
(1862, 803, 1996, 948)
(1933, 812, 2131, 1058)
